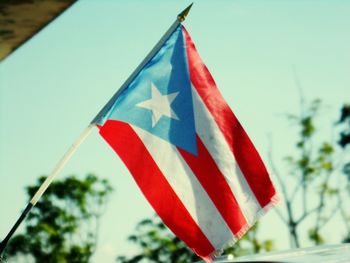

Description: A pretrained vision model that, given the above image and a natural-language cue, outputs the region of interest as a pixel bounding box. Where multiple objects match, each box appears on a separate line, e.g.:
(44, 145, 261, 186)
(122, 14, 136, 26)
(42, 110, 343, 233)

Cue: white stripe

(191, 86, 261, 225)
(132, 125, 234, 250)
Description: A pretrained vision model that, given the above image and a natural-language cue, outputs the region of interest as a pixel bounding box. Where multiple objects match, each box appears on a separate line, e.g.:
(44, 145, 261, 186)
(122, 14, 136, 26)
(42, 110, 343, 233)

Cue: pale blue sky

(0, 1, 349, 262)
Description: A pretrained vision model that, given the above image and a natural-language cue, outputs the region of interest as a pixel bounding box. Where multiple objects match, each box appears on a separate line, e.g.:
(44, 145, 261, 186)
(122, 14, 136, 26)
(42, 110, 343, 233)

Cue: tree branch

(274, 207, 288, 224)
(295, 206, 319, 225)
(267, 135, 289, 202)
(290, 177, 303, 202)
(318, 199, 342, 230)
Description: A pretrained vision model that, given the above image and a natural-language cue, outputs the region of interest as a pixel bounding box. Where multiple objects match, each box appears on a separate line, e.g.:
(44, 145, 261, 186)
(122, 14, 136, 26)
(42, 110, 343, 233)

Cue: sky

(0, 0, 349, 262)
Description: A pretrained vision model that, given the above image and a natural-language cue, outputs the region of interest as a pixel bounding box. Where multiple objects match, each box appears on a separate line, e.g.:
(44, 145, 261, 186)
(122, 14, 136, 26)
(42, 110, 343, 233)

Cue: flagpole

(0, 124, 95, 257)
(0, 3, 193, 258)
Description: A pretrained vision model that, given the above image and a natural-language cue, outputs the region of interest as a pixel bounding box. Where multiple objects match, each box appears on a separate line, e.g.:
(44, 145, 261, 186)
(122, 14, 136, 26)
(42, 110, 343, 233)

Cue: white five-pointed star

(136, 82, 179, 127)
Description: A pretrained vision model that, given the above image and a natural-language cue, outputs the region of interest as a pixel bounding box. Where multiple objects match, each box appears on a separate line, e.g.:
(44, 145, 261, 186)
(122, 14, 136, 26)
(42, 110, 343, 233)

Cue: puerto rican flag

(97, 25, 278, 260)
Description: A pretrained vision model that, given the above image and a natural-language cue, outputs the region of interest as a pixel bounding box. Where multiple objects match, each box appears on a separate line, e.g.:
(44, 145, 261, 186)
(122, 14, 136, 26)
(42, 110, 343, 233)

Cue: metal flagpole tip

(177, 3, 193, 22)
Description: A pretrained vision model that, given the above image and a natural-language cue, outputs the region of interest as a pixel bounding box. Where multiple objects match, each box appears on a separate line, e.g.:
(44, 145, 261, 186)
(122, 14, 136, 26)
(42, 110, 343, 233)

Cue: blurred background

(0, 1, 349, 262)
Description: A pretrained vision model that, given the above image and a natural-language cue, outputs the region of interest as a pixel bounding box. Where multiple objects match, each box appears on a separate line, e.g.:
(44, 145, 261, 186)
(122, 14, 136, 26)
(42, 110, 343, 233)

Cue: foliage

(337, 104, 350, 242)
(270, 100, 350, 247)
(338, 104, 350, 148)
(4, 174, 113, 263)
(116, 216, 273, 263)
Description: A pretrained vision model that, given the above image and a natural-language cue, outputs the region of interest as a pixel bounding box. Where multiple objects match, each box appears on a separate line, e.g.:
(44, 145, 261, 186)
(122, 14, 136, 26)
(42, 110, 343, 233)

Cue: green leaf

(308, 228, 325, 245)
(319, 143, 334, 155)
(300, 116, 315, 137)
(5, 174, 113, 262)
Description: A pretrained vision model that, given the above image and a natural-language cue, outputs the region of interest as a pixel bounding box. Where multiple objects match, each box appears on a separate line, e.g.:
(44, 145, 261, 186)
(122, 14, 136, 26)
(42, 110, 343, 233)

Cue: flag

(96, 24, 278, 260)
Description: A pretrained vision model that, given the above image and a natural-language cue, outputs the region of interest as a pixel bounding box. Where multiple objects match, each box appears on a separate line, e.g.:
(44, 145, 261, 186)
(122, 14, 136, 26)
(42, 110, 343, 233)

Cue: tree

(269, 99, 350, 248)
(338, 104, 350, 148)
(3, 174, 113, 263)
(337, 104, 350, 242)
(116, 216, 273, 263)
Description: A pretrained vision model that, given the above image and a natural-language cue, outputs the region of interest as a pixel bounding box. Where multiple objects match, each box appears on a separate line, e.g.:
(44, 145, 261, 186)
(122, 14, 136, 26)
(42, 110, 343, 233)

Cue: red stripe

(99, 120, 215, 258)
(182, 27, 276, 208)
(178, 135, 248, 235)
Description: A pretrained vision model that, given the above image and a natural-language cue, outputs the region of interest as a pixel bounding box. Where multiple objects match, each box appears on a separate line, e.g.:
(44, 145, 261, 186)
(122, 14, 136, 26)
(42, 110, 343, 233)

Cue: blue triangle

(104, 26, 197, 155)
